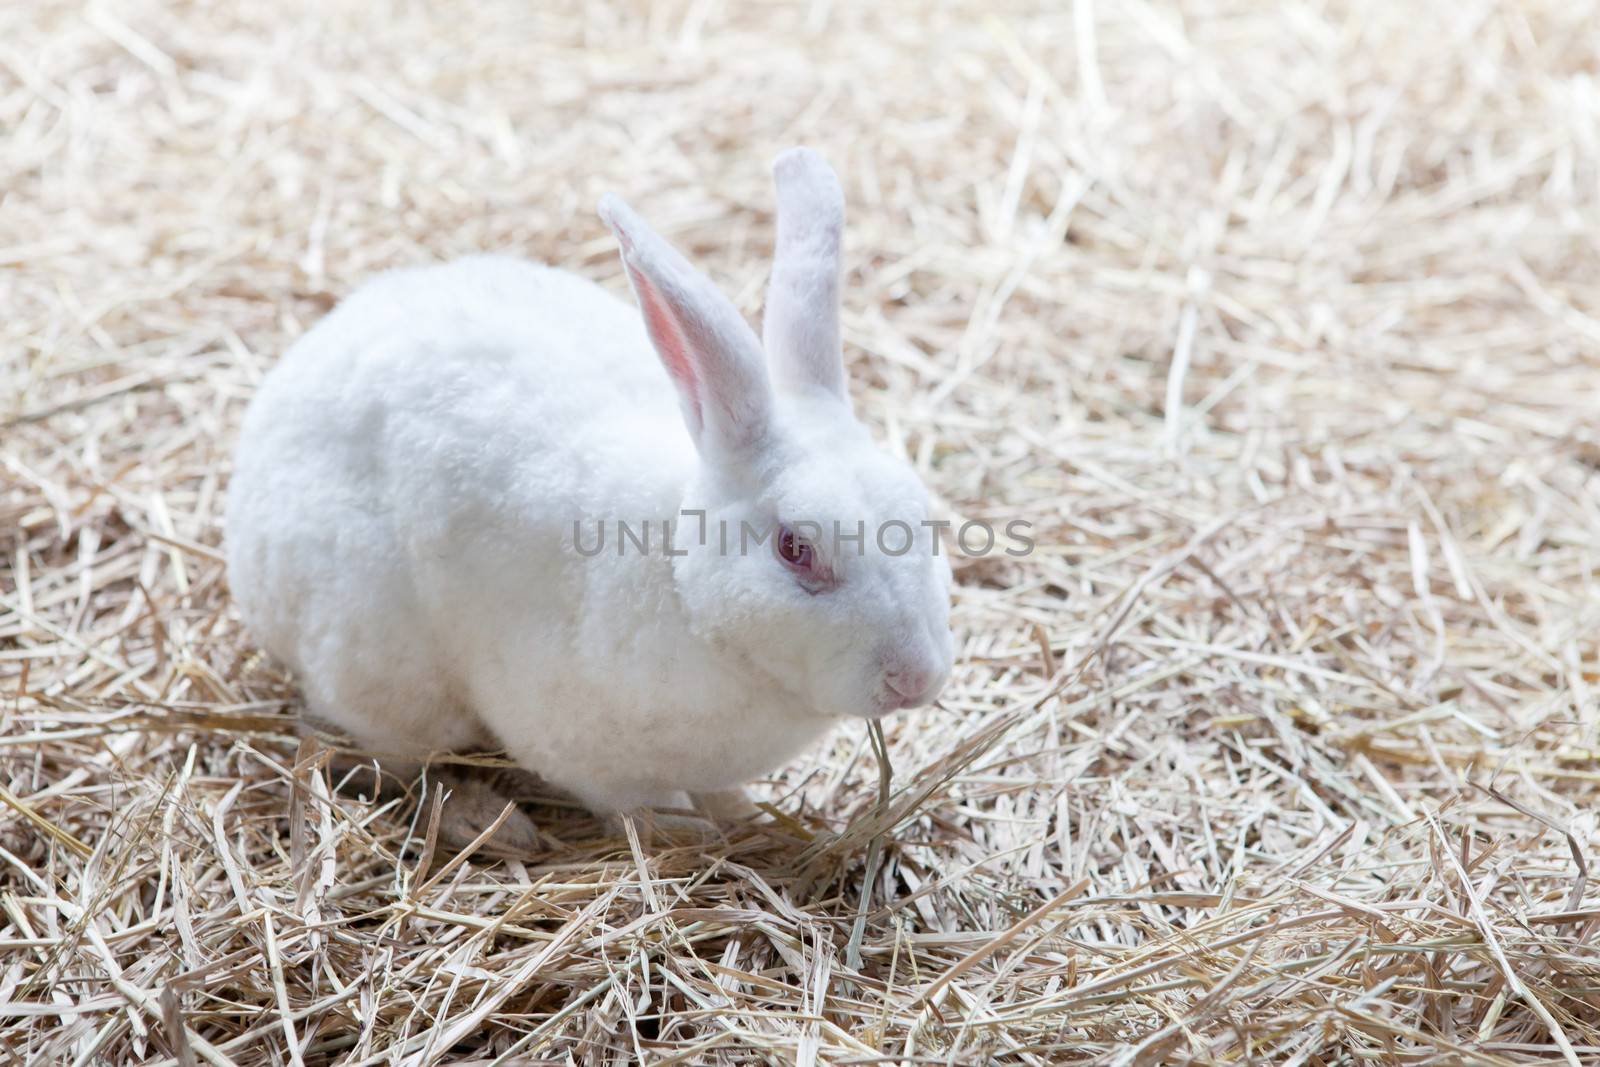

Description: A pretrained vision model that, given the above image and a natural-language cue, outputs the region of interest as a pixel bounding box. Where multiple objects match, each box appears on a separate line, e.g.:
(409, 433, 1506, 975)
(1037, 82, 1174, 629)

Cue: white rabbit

(226, 148, 954, 851)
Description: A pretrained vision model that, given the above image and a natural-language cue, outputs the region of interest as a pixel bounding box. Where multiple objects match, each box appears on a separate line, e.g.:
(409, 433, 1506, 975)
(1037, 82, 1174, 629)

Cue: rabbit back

(227, 256, 693, 759)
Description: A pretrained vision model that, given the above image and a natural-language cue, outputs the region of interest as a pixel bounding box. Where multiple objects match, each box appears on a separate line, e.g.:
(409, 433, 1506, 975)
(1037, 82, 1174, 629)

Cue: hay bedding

(2, 0, 1598, 1062)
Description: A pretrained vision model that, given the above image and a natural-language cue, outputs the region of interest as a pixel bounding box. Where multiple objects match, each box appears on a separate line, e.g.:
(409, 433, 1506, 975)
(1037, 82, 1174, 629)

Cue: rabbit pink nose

(885, 665, 940, 707)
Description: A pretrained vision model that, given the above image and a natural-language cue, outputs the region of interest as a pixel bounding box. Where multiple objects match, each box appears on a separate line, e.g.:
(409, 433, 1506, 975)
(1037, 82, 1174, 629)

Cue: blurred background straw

(3, 1, 1599, 1062)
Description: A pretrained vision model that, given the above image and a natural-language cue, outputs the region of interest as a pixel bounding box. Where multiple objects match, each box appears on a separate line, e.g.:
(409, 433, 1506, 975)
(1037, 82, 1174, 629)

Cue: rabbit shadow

(315, 742, 818, 865)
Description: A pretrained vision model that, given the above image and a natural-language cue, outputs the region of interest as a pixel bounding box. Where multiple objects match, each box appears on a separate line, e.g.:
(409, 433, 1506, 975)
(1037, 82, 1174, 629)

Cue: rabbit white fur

(226, 148, 954, 822)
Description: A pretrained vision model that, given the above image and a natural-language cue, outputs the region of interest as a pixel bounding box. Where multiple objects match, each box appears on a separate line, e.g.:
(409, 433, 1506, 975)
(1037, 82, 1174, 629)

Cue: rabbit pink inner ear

(600, 191, 774, 460)
(630, 268, 703, 432)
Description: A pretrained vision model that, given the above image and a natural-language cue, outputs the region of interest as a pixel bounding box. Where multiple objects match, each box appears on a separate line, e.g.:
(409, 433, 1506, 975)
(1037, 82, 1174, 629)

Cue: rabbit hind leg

(297, 718, 541, 858)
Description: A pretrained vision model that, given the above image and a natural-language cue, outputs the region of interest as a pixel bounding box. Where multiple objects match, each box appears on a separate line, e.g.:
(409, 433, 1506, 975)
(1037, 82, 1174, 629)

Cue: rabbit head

(599, 148, 954, 720)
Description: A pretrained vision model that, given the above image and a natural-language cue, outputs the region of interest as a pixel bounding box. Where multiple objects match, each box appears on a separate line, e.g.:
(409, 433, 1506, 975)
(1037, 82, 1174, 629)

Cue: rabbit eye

(777, 524, 814, 571)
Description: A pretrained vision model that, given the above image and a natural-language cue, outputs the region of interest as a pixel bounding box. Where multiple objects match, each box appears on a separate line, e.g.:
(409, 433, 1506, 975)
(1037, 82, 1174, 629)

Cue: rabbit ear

(763, 148, 849, 406)
(599, 194, 775, 463)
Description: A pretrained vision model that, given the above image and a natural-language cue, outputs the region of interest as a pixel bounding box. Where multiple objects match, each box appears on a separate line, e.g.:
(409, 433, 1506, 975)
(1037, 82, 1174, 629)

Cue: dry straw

(3, 0, 1599, 1063)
